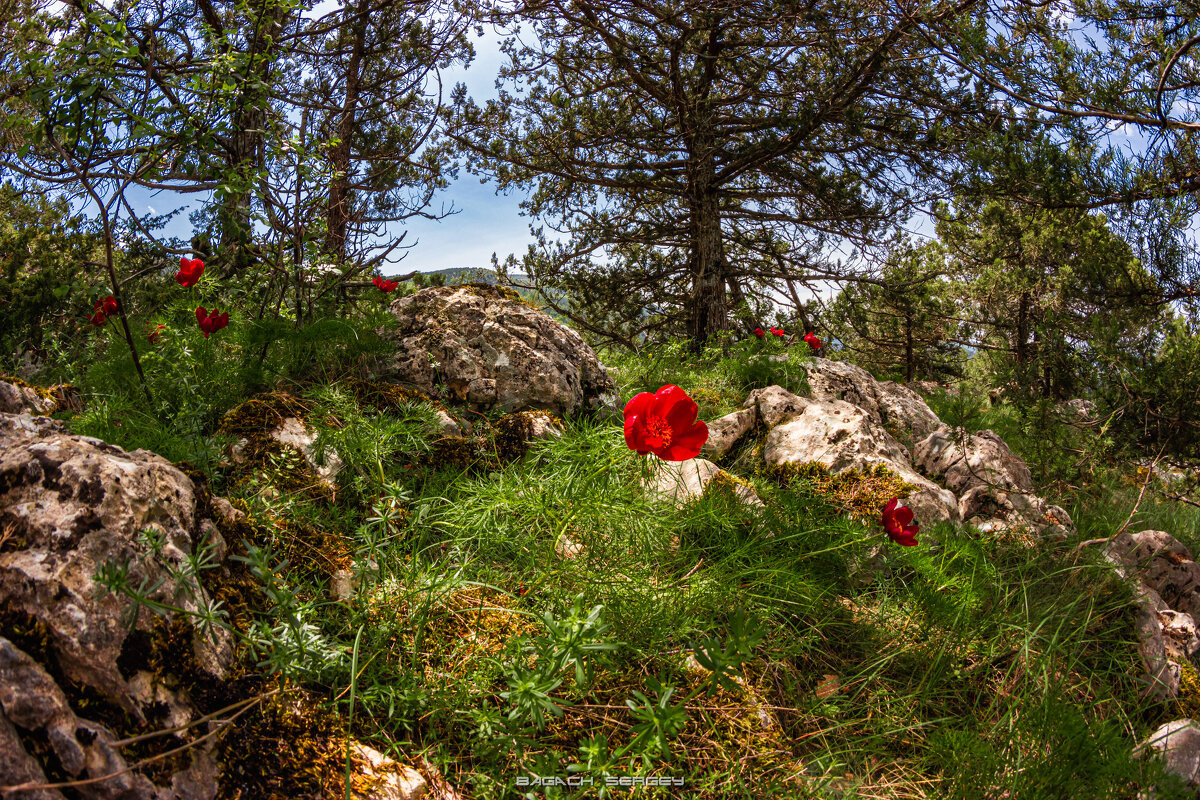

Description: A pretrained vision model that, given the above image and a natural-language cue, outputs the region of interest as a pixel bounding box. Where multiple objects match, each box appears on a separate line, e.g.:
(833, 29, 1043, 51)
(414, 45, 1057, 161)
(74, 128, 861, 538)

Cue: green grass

(57, 339, 1200, 799)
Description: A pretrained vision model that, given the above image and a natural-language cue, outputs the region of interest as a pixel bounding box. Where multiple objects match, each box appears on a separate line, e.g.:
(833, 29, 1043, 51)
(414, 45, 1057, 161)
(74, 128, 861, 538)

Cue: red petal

(661, 421, 708, 461)
(196, 307, 208, 323)
(648, 385, 688, 417)
(664, 391, 699, 432)
(894, 505, 914, 526)
(624, 413, 648, 452)
(623, 391, 653, 420)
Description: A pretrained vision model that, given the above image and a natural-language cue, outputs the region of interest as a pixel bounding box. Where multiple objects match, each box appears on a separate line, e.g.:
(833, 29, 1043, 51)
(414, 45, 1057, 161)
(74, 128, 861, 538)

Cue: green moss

(491, 410, 562, 462)
(216, 392, 334, 506)
(216, 684, 348, 800)
(338, 376, 443, 414)
(768, 461, 915, 521)
(1178, 659, 1200, 719)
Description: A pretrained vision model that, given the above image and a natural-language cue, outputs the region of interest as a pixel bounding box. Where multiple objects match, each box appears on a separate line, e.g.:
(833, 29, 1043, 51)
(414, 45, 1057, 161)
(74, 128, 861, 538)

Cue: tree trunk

(905, 310, 914, 382)
(686, 118, 725, 351)
(220, 0, 290, 277)
(325, 3, 367, 263)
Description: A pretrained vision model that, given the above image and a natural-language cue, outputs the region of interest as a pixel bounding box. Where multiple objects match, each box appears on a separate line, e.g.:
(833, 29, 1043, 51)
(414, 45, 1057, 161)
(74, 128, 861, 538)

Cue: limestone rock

(271, 416, 342, 483)
(701, 408, 756, 458)
(802, 359, 942, 439)
(434, 409, 464, 437)
(1106, 531, 1200, 625)
(1134, 719, 1200, 788)
(0, 412, 234, 798)
(1127, 585, 1187, 701)
(1057, 398, 1097, 422)
(0, 380, 55, 415)
(646, 458, 763, 508)
(555, 535, 585, 560)
(379, 285, 615, 415)
(743, 385, 808, 428)
(350, 743, 427, 800)
(956, 486, 1075, 539)
(912, 426, 1034, 495)
(331, 569, 356, 601)
(761, 397, 959, 525)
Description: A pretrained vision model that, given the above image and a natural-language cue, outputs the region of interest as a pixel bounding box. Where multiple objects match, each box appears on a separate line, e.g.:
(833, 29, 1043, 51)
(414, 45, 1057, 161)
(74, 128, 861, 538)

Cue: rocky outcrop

(0, 411, 233, 798)
(378, 284, 615, 415)
(1104, 530, 1200, 704)
(802, 359, 942, 440)
(1106, 531, 1200, 629)
(913, 426, 1073, 537)
(913, 427, 1033, 495)
(758, 390, 959, 525)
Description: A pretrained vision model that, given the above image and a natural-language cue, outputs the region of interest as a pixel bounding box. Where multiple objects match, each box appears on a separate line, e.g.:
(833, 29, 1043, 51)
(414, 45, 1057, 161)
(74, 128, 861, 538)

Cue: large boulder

(759, 391, 959, 525)
(378, 284, 615, 415)
(912, 425, 1073, 536)
(0, 411, 235, 798)
(1106, 530, 1200, 627)
(912, 426, 1033, 495)
(802, 359, 942, 440)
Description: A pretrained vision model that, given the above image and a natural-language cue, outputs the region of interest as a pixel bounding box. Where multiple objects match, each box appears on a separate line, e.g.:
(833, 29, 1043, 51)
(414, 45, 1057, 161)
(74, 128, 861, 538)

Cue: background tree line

(0, 0, 1197, 460)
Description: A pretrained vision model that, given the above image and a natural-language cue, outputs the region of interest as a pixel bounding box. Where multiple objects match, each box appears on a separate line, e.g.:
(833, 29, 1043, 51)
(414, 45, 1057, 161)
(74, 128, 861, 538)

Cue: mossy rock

(0, 373, 80, 413)
(216, 392, 334, 506)
(217, 391, 314, 439)
(427, 433, 495, 472)
(768, 461, 916, 521)
(339, 376, 444, 414)
(491, 409, 563, 461)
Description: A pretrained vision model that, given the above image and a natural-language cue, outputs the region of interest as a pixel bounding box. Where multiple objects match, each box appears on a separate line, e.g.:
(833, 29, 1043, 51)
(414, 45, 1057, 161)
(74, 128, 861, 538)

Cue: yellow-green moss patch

(769, 461, 915, 521)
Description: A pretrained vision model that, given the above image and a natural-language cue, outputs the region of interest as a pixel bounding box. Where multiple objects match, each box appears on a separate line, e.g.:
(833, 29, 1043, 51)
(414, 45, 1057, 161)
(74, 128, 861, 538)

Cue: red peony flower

(90, 296, 117, 326)
(754, 327, 765, 338)
(195, 306, 229, 338)
(803, 331, 822, 350)
(373, 276, 399, 293)
(176, 257, 205, 288)
(147, 323, 166, 343)
(769, 327, 785, 337)
(881, 498, 920, 546)
(623, 385, 709, 461)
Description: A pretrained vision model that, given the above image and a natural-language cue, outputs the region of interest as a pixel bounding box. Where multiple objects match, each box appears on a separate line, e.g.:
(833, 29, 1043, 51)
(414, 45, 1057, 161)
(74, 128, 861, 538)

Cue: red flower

(90, 296, 117, 326)
(176, 257, 205, 288)
(373, 276, 399, 293)
(754, 327, 765, 338)
(147, 323, 166, 344)
(881, 498, 920, 546)
(195, 306, 229, 338)
(623, 385, 709, 461)
(770, 327, 785, 337)
(803, 332, 822, 350)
